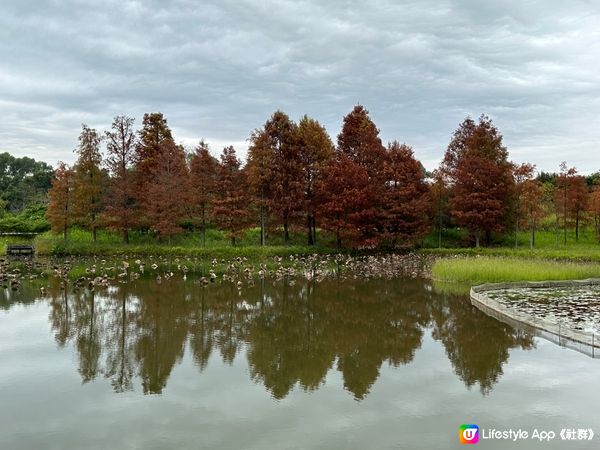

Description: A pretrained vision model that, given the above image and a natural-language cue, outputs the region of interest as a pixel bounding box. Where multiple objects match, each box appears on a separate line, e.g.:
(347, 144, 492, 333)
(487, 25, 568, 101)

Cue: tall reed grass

(432, 256, 600, 284)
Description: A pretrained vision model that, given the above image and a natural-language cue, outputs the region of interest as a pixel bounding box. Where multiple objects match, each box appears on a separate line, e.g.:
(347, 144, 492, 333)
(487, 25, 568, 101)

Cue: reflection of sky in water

(487, 287, 600, 334)
(0, 278, 599, 450)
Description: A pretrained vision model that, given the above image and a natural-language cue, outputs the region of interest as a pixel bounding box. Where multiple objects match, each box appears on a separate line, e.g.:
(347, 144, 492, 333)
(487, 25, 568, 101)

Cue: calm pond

(1, 277, 598, 449)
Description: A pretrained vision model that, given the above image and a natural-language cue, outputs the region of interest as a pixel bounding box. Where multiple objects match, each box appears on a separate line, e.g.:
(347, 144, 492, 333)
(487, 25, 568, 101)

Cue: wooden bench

(6, 244, 35, 256)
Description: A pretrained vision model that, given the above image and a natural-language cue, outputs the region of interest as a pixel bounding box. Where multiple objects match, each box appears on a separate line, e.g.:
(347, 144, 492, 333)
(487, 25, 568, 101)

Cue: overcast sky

(1, 0, 598, 172)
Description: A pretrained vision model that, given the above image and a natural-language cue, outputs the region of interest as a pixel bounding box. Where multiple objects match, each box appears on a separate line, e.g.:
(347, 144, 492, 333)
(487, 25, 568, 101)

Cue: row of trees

(47, 107, 430, 247)
(435, 117, 600, 248)
(47, 106, 600, 248)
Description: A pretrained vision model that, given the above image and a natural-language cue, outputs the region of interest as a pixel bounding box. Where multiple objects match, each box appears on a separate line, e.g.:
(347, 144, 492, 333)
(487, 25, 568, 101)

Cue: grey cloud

(1, 0, 598, 172)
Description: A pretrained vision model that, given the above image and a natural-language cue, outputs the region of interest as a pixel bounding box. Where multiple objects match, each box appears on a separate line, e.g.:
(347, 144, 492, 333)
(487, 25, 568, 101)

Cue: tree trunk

(259, 189, 265, 246)
(311, 217, 317, 246)
(283, 221, 289, 246)
(307, 215, 314, 246)
(475, 231, 480, 248)
(92, 226, 97, 243)
(515, 222, 518, 248)
(438, 209, 442, 249)
(123, 229, 129, 244)
(575, 211, 580, 242)
(63, 224, 68, 241)
(563, 209, 567, 245)
(563, 187, 568, 245)
(201, 204, 206, 247)
(530, 224, 534, 250)
(119, 295, 127, 389)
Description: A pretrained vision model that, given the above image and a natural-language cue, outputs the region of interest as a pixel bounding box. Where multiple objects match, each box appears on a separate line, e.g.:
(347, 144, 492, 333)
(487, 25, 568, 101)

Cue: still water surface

(0, 278, 598, 449)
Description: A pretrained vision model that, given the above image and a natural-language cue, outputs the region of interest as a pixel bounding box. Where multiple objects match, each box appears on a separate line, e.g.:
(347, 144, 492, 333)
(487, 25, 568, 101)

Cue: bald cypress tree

(381, 141, 431, 247)
(134, 112, 174, 228)
(247, 111, 302, 246)
(72, 124, 107, 242)
(332, 105, 386, 245)
(296, 115, 334, 245)
(443, 115, 514, 247)
(316, 154, 371, 248)
(47, 162, 75, 240)
(144, 140, 190, 243)
(104, 115, 137, 244)
(337, 105, 387, 181)
(190, 140, 218, 246)
(212, 146, 251, 245)
(247, 127, 274, 246)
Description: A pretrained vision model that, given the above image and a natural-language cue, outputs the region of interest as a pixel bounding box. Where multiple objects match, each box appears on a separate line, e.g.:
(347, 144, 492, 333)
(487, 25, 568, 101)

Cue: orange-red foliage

(381, 142, 431, 247)
(103, 115, 137, 243)
(331, 105, 388, 245)
(337, 105, 386, 180)
(589, 188, 600, 241)
(316, 154, 373, 248)
(296, 115, 334, 245)
(189, 140, 218, 243)
(444, 115, 514, 246)
(212, 146, 251, 245)
(135, 112, 174, 223)
(72, 124, 107, 241)
(47, 162, 75, 239)
(450, 154, 512, 246)
(266, 111, 303, 244)
(143, 140, 191, 239)
(554, 163, 588, 242)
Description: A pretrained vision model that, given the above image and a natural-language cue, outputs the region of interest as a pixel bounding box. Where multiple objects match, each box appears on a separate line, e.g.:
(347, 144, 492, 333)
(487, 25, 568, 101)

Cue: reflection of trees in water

(103, 284, 138, 393)
(134, 282, 189, 394)
(0, 280, 41, 310)
(73, 289, 103, 383)
(331, 281, 430, 399)
(246, 279, 334, 399)
(430, 291, 535, 394)
(188, 288, 213, 371)
(41, 277, 535, 399)
(48, 283, 74, 347)
(210, 283, 247, 365)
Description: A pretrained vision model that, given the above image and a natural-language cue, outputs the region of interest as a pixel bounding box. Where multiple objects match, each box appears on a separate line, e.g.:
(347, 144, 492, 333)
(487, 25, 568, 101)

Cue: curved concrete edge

(470, 279, 600, 358)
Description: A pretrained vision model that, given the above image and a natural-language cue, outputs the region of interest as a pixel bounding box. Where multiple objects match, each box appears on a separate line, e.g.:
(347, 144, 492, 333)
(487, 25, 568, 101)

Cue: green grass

(432, 256, 600, 284)
(422, 224, 600, 249)
(421, 246, 600, 262)
(420, 229, 600, 262)
(5, 223, 600, 273)
(26, 227, 340, 258)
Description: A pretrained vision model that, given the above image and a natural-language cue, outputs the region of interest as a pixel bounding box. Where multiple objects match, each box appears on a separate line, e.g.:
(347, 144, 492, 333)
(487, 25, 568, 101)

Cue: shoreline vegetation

(2, 108, 599, 289)
(4, 226, 599, 258)
(2, 227, 599, 288)
(432, 257, 600, 285)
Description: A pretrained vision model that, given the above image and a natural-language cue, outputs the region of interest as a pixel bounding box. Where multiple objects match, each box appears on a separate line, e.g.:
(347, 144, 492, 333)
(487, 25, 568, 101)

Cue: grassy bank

(18, 228, 340, 257)
(421, 229, 600, 262)
(432, 256, 600, 284)
(422, 246, 600, 262)
(35, 240, 335, 259)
